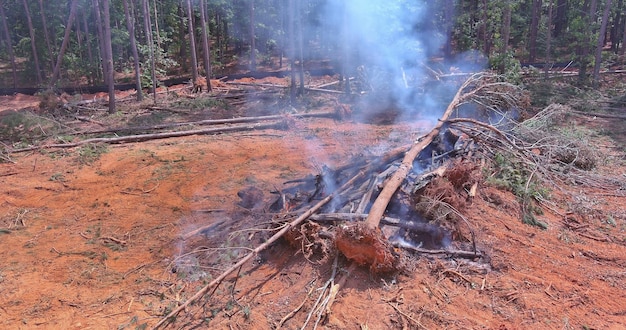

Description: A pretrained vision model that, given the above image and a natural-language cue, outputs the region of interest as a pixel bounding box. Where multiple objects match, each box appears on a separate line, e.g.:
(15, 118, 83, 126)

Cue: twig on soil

(387, 301, 429, 330)
(390, 242, 482, 259)
(301, 254, 341, 330)
(12, 209, 28, 227)
(318, 263, 357, 327)
(276, 280, 316, 329)
(442, 269, 473, 284)
(152, 169, 367, 329)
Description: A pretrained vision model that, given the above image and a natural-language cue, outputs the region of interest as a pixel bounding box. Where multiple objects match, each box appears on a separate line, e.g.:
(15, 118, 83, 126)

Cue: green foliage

(486, 153, 550, 229)
(172, 96, 228, 111)
(0, 111, 62, 146)
(489, 51, 522, 84)
(137, 37, 179, 89)
(76, 144, 108, 165)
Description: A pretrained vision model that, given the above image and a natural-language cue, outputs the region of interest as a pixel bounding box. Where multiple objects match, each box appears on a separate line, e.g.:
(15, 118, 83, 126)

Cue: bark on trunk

(22, 0, 43, 84)
(199, 0, 212, 92)
(102, 0, 116, 113)
(143, 0, 157, 101)
(186, 0, 199, 83)
(529, 0, 542, 62)
(593, 0, 613, 87)
(0, 0, 17, 88)
(38, 0, 54, 71)
(49, 0, 79, 87)
(249, 0, 256, 72)
(123, 0, 143, 101)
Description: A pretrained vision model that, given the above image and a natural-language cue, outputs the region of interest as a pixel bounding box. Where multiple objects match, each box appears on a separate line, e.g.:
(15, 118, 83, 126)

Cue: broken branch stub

(364, 74, 479, 230)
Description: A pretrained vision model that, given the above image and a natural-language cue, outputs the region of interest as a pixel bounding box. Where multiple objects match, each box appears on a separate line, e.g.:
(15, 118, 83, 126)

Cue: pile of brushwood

(156, 72, 618, 328)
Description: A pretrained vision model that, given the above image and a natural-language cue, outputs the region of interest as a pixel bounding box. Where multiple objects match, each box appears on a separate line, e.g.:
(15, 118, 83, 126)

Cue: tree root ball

(335, 223, 400, 273)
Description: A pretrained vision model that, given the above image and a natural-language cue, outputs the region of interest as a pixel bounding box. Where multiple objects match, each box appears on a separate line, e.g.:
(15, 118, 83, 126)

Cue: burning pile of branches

(157, 72, 625, 327)
(155, 72, 538, 327)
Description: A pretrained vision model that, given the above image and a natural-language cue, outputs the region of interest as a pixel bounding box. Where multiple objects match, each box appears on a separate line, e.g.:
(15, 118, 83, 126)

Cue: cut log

(72, 111, 338, 136)
(10, 121, 286, 153)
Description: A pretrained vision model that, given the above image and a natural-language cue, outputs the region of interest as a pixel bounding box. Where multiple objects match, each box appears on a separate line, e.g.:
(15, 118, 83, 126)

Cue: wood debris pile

(156, 72, 586, 327)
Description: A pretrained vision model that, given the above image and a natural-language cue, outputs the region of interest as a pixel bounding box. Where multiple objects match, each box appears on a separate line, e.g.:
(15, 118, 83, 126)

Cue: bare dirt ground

(1, 79, 625, 330)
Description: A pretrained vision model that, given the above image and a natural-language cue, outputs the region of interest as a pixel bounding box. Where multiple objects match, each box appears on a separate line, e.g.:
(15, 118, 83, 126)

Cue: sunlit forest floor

(1, 74, 625, 329)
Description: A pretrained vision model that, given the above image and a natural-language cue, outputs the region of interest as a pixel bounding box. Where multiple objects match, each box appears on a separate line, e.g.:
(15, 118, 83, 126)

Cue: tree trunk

(609, 0, 622, 52)
(342, 1, 351, 94)
(49, 0, 79, 87)
(93, 0, 108, 85)
(152, 0, 161, 49)
(545, 0, 554, 80)
(249, 0, 256, 72)
(143, 0, 157, 101)
(123, 0, 143, 101)
(82, 13, 95, 84)
(443, 0, 455, 60)
(22, 0, 43, 84)
(101, 0, 115, 113)
(499, 0, 512, 73)
(288, 0, 296, 104)
(620, 11, 626, 59)
(0, 0, 17, 88)
(481, 0, 490, 56)
(177, 4, 187, 72)
(186, 0, 199, 83)
(38, 0, 54, 72)
(528, 0, 542, 62)
(297, 0, 304, 95)
(578, 0, 597, 85)
(554, 0, 567, 37)
(199, 0, 212, 92)
(593, 0, 613, 87)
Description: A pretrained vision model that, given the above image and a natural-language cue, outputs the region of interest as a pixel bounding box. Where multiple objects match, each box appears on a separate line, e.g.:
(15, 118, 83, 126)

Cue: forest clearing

(0, 71, 625, 329)
(2, 0, 626, 329)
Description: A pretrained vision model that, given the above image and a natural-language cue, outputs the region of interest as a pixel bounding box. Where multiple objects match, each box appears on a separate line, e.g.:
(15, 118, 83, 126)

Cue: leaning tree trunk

(593, 0, 613, 87)
(186, 0, 199, 83)
(49, 0, 79, 87)
(365, 75, 480, 230)
(122, 0, 143, 101)
(0, 0, 17, 88)
(22, 0, 43, 84)
(102, 0, 115, 113)
(38, 0, 54, 72)
(199, 0, 212, 92)
(93, 0, 108, 85)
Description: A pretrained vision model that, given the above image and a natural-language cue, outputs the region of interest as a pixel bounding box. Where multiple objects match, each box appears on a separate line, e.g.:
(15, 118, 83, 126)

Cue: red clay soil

(1, 93, 625, 329)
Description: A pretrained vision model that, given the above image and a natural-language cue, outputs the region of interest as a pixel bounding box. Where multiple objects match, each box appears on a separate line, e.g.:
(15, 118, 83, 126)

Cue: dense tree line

(0, 0, 624, 110)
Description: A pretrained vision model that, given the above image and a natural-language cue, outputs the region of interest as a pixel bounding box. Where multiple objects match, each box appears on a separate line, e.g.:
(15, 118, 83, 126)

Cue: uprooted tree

(153, 72, 545, 327)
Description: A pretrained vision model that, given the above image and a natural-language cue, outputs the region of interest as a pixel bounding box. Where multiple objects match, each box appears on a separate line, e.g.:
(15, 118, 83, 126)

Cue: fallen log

(72, 111, 338, 136)
(10, 121, 286, 153)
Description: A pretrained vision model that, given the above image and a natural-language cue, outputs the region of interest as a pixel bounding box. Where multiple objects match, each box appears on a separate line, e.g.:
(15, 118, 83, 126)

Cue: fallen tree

(156, 72, 534, 327)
